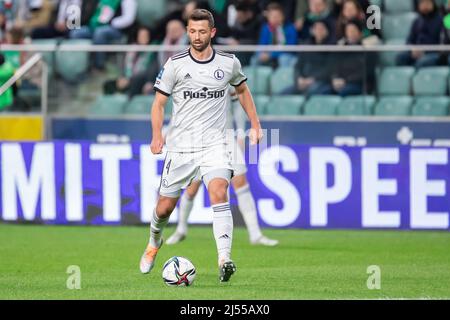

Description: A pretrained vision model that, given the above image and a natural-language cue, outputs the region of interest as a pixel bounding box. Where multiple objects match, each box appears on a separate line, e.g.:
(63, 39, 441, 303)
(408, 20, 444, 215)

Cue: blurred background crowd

(2, 0, 450, 116)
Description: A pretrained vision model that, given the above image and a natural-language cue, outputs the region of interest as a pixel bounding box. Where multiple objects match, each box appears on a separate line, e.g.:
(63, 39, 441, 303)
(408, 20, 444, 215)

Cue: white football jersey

(153, 48, 247, 152)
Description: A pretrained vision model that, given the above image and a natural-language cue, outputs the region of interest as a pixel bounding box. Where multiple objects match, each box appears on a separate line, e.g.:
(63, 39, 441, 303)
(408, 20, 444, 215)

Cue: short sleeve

(153, 58, 176, 96)
(229, 56, 247, 87)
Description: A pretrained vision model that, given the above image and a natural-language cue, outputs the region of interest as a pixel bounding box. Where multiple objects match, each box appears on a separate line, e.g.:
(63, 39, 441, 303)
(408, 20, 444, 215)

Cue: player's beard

(191, 38, 211, 53)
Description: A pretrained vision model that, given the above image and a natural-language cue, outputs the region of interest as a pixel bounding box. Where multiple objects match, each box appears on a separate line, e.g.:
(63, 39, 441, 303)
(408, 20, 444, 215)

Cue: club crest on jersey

(214, 68, 225, 81)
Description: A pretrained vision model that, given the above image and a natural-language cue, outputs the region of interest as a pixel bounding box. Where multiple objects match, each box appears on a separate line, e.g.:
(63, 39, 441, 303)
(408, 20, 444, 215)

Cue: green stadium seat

(270, 67, 294, 95)
(243, 66, 272, 95)
(337, 96, 376, 116)
(303, 95, 342, 116)
(136, 0, 167, 28)
(378, 67, 415, 95)
(31, 38, 58, 77)
(90, 94, 128, 115)
(379, 39, 405, 66)
(125, 95, 155, 115)
(384, 0, 414, 13)
(56, 39, 91, 82)
(253, 95, 270, 115)
(382, 13, 417, 41)
(369, 0, 383, 7)
(265, 95, 304, 115)
(374, 96, 413, 116)
(412, 96, 449, 116)
(413, 67, 449, 96)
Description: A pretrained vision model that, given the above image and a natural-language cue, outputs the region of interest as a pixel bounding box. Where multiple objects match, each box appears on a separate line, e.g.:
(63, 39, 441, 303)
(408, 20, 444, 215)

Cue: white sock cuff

(151, 209, 169, 226)
(212, 203, 232, 216)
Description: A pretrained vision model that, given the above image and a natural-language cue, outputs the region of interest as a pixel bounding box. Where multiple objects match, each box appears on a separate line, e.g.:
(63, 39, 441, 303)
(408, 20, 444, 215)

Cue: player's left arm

(234, 82, 263, 145)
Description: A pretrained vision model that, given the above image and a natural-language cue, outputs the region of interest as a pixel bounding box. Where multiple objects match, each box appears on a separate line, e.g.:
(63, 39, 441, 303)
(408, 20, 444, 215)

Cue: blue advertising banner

(0, 142, 449, 230)
(51, 118, 450, 146)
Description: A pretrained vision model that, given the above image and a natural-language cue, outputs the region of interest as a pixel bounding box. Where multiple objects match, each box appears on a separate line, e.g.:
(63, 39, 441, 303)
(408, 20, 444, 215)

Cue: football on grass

(162, 256, 196, 287)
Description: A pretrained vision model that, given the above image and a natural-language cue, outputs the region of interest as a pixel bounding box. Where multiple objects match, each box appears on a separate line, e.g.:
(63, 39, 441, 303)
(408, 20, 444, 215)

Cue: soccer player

(139, 8, 263, 282)
(166, 89, 279, 247)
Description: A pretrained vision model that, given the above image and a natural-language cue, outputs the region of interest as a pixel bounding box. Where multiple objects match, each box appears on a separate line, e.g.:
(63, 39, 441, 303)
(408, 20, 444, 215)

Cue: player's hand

(150, 133, 164, 154)
(249, 127, 264, 145)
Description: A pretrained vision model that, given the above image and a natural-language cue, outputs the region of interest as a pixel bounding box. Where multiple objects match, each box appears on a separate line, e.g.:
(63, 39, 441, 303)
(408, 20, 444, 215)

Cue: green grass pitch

(0, 224, 449, 300)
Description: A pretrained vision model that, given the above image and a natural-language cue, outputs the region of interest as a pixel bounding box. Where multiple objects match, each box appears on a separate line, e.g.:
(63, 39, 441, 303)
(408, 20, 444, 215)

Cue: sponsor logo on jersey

(183, 88, 225, 99)
(184, 73, 192, 80)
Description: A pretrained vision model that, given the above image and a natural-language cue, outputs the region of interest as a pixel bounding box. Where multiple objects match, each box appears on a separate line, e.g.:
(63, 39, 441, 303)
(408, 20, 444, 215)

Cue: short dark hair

(188, 9, 215, 28)
(346, 18, 363, 32)
(266, 2, 284, 13)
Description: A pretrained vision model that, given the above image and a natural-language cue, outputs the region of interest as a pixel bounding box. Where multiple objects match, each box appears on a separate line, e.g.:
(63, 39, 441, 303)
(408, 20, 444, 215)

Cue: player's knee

(231, 174, 247, 190)
(208, 180, 229, 204)
(156, 197, 178, 218)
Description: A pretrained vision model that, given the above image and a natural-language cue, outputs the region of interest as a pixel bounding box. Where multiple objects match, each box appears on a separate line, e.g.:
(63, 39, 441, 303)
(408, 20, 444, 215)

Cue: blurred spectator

(0, 0, 18, 41)
(441, 0, 450, 62)
(298, 0, 335, 41)
(396, 0, 442, 68)
(258, 0, 297, 22)
(14, 0, 54, 35)
(331, 0, 370, 18)
(225, 1, 261, 44)
(336, 0, 365, 39)
(151, 1, 230, 43)
(158, 19, 188, 67)
(0, 53, 15, 111)
(294, 0, 333, 32)
(332, 19, 365, 96)
(256, 2, 298, 68)
(282, 20, 334, 96)
(70, 0, 138, 70)
(3, 26, 26, 68)
(32, 0, 82, 39)
(103, 26, 159, 97)
(224, 1, 262, 65)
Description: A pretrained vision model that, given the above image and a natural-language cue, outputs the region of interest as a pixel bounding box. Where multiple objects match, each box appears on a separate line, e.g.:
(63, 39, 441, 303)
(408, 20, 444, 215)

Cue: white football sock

(236, 184, 263, 242)
(149, 209, 169, 248)
(212, 203, 233, 265)
(176, 192, 194, 235)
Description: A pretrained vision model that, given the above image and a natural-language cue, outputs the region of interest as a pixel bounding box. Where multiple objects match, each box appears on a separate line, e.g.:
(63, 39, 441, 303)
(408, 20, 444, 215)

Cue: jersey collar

(188, 48, 216, 64)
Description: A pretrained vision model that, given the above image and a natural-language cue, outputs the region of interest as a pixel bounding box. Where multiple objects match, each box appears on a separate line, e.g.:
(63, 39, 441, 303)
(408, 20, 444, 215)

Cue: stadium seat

(253, 95, 270, 115)
(31, 38, 58, 77)
(243, 66, 272, 95)
(384, 0, 414, 13)
(382, 13, 417, 41)
(337, 96, 376, 116)
(412, 96, 449, 116)
(374, 96, 413, 116)
(90, 94, 128, 115)
(413, 67, 450, 96)
(125, 95, 155, 115)
(378, 67, 415, 95)
(56, 39, 91, 83)
(265, 95, 304, 115)
(270, 67, 295, 95)
(379, 39, 405, 66)
(303, 95, 342, 116)
(136, 0, 167, 28)
(369, 0, 383, 7)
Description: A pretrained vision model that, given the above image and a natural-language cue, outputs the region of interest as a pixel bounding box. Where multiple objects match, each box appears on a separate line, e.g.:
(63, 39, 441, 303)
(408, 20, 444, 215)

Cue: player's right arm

(151, 58, 176, 154)
(150, 92, 168, 154)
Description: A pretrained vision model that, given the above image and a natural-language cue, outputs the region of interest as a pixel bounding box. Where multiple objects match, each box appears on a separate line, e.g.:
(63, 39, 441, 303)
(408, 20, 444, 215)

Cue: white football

(162, 256, 196, 287)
